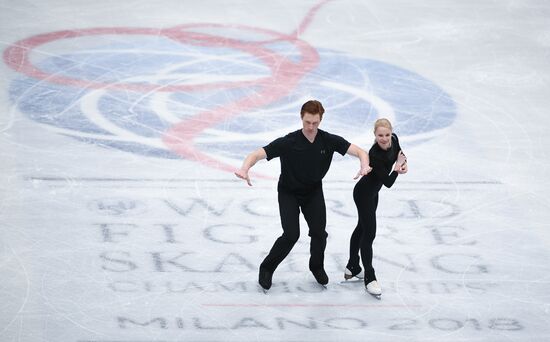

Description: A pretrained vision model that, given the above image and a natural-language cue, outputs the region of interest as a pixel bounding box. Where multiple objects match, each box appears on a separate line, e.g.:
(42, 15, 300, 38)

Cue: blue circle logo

(6, 24, 455, 172)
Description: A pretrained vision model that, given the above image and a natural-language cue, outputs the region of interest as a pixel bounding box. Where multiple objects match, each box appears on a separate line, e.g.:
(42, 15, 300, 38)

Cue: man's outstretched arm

(234, 148, 267, 186)
(346, 144, 371, 179)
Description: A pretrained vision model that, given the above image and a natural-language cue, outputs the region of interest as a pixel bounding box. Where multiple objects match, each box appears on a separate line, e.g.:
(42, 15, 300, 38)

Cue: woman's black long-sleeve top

(356, 133, 401, 194)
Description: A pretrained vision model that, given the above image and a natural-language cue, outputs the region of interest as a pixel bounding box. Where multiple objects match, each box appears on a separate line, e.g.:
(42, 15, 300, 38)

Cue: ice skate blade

(316, 283, 328, 290)
(366, 290, 382, 299)
(344, 274, 364, 280)
(341, 275, 364, 284)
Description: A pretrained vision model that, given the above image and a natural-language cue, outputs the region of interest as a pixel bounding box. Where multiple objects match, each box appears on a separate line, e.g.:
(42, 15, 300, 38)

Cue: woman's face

(375, 126, 392, 150)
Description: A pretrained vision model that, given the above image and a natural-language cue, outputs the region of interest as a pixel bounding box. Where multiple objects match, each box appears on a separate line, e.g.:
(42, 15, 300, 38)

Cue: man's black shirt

(263, 129, 351, 194)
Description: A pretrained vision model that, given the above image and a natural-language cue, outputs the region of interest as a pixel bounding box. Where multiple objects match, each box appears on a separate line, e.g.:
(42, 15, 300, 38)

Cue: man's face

(301, 112, 321, 134)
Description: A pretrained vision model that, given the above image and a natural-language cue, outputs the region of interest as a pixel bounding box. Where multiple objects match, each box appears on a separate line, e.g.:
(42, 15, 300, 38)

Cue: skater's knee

(309, 229, 328, 240)
(361, 232, 376, 245)
(282, 232, 299, 244)
(367, 233, 376, 243)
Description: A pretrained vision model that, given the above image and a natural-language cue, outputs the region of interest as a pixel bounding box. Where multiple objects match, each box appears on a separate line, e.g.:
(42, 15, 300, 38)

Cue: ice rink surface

(1, 0, 549, 341)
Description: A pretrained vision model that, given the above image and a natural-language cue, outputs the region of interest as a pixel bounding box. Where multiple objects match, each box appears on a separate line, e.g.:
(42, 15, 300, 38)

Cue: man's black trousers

(260, 186, 328, 273)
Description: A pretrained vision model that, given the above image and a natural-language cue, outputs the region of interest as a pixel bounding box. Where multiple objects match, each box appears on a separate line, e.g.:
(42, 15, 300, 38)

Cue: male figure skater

(235, 100, 371, 291)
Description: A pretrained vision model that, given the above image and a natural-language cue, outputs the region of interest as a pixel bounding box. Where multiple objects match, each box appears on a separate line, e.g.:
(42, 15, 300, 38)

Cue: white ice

(1, 0, 549, 341)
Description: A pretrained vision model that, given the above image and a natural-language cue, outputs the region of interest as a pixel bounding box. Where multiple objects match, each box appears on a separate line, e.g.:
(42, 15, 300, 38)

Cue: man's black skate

(258, 267, 273, 291)
(311, 268, 329, 286)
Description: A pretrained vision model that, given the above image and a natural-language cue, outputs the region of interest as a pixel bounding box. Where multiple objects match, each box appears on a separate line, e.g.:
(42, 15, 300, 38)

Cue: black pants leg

(260, 187, 327, 273)
(301, 187, 327, 271)
(260, 190, 300, 273)
(347, 222, 362, 268)
(348, 186, 379, 282)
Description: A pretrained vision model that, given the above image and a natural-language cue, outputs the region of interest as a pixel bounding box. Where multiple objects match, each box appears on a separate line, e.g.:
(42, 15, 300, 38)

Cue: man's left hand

(354, 166, 372, 180)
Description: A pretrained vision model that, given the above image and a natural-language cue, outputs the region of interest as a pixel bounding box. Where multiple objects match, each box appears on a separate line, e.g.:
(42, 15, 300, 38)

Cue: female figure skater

(344, 118, 408, 298)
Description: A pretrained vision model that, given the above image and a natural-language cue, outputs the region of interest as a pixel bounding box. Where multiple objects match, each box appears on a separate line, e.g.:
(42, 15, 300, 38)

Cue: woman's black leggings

(348, 180, 379, 282)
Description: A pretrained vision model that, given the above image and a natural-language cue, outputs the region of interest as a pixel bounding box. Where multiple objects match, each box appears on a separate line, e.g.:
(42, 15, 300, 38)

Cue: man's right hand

(234, 169, 252, 186)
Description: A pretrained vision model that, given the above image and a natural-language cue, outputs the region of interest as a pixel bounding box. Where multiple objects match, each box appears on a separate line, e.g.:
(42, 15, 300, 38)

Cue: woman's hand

(395, 151, 407, 174)
(397, 162, 408, 174)
(396, 150, 407, 167)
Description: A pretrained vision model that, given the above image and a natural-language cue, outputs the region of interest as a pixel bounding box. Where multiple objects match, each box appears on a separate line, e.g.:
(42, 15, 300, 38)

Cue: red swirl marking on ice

(162, 0, 333, 173)
(3, 1, 332, 174)
(161, 24, 320, 174)
(2, 27, 269, 93)
(291, 0, 333, 38)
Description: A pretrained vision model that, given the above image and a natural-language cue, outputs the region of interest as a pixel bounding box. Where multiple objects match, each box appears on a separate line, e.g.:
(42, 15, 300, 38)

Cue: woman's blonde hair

(374, 118, 393, 132)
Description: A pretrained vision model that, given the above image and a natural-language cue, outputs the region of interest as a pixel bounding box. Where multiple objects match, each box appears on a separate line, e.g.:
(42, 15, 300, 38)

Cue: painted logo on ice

(3, 2, 455, 174)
